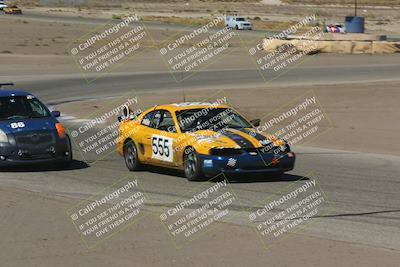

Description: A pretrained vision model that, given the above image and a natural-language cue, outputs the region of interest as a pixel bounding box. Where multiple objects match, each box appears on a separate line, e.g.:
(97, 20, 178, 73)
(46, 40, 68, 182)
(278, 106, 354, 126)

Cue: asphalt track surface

(1, 63, 400, 251)
(8, 63, 400, 104)
(0, 13, 400, 252)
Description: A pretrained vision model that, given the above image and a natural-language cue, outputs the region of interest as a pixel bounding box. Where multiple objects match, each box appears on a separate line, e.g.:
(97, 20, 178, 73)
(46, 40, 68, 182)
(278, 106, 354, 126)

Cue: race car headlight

(0, 129, 8, 143)
(203, 159, 213, 167)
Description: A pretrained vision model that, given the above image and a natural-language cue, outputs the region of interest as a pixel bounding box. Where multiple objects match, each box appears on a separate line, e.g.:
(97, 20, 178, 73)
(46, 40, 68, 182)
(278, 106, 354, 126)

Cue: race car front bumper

(0, 136, 71, 166)
(238, 24, 252, 30)
(199, 150, 295, 177)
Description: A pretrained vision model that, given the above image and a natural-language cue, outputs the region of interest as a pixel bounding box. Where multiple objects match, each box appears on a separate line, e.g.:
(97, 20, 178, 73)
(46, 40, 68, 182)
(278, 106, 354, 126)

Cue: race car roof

(0, 90, 32, 97)
(157, 102, 229, 111)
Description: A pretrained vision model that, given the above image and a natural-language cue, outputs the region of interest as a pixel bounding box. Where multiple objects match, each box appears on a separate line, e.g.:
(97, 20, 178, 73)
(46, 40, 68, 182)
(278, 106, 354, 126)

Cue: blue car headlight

(203, 159, 213, 167)
(0, 129, 8, 143)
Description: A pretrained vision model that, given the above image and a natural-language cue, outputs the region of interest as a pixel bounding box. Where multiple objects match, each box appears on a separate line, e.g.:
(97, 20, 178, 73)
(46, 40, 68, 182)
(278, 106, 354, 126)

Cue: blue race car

(0, 83, 72, 166)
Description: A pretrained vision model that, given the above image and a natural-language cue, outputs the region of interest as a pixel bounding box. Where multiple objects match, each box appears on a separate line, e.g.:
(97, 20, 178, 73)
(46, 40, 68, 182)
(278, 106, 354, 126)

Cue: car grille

(15, 131, 55, 158)
(210, 145, 290, 156)
(210, 148, 243, 156)
(16, 133, 54, 144)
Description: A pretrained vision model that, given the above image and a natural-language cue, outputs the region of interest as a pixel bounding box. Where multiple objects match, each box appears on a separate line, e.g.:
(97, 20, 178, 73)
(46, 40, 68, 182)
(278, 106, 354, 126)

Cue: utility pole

(355, 0, 358, 16)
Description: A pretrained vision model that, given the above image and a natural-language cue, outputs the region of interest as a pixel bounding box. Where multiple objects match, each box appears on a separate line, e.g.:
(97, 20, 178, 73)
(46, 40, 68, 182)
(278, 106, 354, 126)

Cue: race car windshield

(176, 108, 252, 132)
(236, 18, 246, 21)
(0, 96, 51, 120)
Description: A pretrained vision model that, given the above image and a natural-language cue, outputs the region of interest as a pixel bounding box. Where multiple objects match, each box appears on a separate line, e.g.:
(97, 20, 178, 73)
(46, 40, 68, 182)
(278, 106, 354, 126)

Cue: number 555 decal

(151, 134, 174, 162)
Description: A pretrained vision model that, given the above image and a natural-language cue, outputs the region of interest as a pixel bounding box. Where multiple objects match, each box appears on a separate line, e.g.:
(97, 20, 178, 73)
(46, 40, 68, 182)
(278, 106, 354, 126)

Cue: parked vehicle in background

(225, 16, 252, 30)
(3, 5, 22, 14)
(0, 1, 7, 10)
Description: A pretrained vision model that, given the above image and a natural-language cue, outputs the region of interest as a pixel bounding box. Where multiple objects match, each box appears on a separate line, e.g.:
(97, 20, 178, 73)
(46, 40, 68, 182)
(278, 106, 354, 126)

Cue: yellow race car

(117, 102, 295, 181)
(3, 5, 22, 14)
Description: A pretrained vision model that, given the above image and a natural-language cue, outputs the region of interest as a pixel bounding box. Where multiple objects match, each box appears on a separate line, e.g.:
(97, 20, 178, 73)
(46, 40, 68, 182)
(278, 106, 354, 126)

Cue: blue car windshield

(0, 96, 51, 120)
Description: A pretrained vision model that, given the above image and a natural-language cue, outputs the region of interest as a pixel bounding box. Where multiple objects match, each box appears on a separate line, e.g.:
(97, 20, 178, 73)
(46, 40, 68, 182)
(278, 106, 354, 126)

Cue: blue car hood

(0, 117, 57, 134)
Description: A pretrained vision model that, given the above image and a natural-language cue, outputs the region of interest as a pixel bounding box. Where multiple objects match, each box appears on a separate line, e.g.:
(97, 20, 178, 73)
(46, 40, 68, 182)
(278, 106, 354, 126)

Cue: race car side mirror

(51, 111, 61, 117)
(118, 105, 131, 122)
(122, 105, 130, 118)
(250, 119, 261, 127)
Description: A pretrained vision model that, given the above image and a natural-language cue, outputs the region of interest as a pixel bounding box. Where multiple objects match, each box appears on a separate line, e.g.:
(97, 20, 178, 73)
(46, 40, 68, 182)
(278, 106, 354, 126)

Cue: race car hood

(0, 118, 56, 134)
(188, 128, 285, 149)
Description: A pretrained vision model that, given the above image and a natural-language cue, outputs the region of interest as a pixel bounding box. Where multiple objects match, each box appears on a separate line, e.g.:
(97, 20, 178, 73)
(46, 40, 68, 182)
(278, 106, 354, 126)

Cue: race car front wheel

(184, 148, 203, 181)
(58, 135, 73, 168)
(124, 140, 141, 171)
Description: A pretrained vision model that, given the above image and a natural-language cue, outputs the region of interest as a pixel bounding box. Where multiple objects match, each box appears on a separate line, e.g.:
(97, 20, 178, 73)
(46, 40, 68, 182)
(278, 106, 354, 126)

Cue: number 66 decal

(151, 134, 173, 162)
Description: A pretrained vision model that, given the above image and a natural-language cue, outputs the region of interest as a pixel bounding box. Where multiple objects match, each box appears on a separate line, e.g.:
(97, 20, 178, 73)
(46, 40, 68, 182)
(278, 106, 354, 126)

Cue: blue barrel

(345, 16, 365, 33)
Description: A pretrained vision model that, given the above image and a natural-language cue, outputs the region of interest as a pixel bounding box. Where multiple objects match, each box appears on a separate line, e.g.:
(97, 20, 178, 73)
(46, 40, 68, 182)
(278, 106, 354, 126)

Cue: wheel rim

(185, 151, 197, 177)
(125, 143, 136, 168)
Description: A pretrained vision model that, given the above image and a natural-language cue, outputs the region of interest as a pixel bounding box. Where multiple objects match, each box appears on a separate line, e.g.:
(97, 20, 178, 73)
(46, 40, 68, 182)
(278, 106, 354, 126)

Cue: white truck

(225, 16, 253, 30)
(0, 1, 8, 10)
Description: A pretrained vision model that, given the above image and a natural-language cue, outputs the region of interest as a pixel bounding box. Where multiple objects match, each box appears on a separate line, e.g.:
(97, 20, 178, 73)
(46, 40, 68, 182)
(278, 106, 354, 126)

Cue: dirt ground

(14, 2, 400, 35)
(1, 186, 400, 267)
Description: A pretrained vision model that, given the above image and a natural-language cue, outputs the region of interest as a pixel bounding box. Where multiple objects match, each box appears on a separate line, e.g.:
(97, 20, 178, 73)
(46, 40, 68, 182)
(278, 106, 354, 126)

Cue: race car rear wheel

(124, 140, 141, 171)
(184, 148, 202, 181)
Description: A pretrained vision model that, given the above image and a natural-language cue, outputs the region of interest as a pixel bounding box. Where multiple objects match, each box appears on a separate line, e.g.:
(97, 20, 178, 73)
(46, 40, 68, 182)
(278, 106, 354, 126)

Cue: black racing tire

(58, 135, 73, 168)
(271, 171, 284, 179)
(124, 139, 141, 171)
(183, 147, 203, 181)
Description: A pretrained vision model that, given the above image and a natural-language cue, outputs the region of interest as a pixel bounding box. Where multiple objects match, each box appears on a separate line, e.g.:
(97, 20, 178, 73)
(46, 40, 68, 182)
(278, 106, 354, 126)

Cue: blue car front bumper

(0, 135, 71, 166)
(199, 151, 295, 177)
